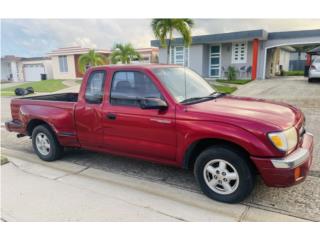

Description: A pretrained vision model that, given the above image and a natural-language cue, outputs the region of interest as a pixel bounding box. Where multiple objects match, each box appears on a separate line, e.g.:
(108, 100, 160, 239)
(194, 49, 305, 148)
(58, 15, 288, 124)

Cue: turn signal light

(294, 167, 301, 180)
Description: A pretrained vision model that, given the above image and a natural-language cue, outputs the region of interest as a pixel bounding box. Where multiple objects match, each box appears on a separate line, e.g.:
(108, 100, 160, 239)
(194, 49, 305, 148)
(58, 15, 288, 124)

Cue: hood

(185, 95, 302, 130)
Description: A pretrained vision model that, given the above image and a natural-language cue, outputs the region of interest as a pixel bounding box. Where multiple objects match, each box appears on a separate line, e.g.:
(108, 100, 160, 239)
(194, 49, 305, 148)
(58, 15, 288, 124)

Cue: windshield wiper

(181, 92, 226, 104)
(209, 92, 226, 97)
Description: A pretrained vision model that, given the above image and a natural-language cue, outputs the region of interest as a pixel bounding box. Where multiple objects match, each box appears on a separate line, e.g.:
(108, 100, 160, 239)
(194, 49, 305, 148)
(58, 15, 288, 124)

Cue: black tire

(194, 145, 255, 203)
(32, 125, 64, 161)
(308, 78, 312, 83)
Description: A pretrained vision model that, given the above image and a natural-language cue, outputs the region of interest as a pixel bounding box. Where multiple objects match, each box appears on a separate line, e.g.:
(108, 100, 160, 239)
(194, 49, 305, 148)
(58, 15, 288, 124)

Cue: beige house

(47, 46, 159, 80)
(47, 47, 111, 80)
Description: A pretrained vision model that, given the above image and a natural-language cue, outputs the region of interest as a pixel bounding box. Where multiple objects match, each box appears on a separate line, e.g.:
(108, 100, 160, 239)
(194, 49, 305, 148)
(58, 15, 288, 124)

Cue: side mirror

(138, 98, 168, 110)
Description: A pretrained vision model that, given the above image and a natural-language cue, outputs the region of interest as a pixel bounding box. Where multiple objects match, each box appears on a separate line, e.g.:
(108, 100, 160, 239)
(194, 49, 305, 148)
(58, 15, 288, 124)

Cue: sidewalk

(1, 156, 306, 222)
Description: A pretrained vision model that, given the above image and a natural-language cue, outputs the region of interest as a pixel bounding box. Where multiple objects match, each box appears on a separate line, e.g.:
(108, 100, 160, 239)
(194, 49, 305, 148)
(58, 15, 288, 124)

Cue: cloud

(1, 19, 320, 57)
(71, 37, 97, 48)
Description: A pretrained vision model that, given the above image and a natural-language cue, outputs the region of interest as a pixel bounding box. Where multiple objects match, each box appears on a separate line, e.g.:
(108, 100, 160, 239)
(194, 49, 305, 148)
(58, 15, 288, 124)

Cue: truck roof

(89, 64, 180, 71)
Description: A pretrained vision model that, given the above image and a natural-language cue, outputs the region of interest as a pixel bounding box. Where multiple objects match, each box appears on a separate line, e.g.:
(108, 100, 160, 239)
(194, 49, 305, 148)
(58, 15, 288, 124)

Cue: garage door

(24, 64, 45, 81)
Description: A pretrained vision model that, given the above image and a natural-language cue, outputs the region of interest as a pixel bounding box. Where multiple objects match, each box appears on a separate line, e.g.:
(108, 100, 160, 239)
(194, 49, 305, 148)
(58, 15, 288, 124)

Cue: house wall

(279, 49, 290, 71)
(151, 50, 159, 63)
(18, 59, 53, 81)
(157, 41, 254, 79)
(202, 42, 254, 79)
(290, 52, 307, 60)
(158, 48, 168, 64)
(158, 45, 204, 75)
(220, 41, 253, 79)
(10, 61, 19, 81)
(51, 55, 77, 80)
(202, 45, 210, 77)
(1, 61, 12, 81)
(189, 45, 204, 75)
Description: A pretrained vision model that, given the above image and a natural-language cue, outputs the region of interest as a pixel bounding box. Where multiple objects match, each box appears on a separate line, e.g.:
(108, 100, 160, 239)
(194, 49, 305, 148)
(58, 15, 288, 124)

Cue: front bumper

(252, 132, 314, 187)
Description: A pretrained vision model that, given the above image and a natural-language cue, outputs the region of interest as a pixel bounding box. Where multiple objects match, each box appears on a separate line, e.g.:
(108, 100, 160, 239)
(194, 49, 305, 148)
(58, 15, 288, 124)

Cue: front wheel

(32, 125, 64, 161)
(194, 145, 255, 203)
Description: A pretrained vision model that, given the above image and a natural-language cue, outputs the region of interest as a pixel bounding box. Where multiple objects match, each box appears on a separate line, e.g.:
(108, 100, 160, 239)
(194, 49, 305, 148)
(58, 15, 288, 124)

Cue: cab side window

(85, 70, 106, 104)
(110, 71, 161, 106)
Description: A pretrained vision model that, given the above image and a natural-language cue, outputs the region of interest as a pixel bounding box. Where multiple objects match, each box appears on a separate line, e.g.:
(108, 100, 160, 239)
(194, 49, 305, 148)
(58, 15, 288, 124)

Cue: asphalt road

(1, 77, 320, 221)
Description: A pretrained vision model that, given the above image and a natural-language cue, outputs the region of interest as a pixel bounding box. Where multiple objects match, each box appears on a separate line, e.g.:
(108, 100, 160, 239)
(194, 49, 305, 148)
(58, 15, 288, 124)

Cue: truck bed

(9, 93, 79, 147)
(20, 93, 78, 102)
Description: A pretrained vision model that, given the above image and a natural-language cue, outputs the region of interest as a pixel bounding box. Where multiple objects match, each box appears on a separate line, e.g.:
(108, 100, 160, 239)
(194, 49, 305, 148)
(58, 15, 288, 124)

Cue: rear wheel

(32, 125, 63, 161)
(194, 145, 255, 203)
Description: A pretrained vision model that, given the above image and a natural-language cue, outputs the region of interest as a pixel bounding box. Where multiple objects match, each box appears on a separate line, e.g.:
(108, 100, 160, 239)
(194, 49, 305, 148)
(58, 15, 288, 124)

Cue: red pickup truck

(6, 64, 314, 203)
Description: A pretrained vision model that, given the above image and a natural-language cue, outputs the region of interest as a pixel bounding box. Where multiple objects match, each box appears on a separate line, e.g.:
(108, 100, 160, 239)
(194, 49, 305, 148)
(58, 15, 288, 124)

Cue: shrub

(227, 66, 237, 80)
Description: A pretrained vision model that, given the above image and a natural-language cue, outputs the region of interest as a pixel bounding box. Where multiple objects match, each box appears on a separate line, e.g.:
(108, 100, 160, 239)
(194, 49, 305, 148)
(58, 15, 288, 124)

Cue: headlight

(268, 127, 298, 152)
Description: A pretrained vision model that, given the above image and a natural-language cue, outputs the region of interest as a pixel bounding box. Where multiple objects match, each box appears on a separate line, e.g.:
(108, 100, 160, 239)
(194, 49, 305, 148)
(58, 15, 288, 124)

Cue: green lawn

(1, 80, 67, 97)
(283, 70, 304, 76)
(211, 84, 237, 94)
(1, 156, 9, 165)
(76, 80, 83, 84)
(216, 79, 252, 85)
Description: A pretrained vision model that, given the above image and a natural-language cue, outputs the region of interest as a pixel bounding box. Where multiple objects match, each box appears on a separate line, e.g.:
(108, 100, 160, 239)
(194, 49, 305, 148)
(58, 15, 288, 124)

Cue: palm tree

(110, 43, 141, 64)
(78, 49, 108, 74)
(151, 19, 194, 64)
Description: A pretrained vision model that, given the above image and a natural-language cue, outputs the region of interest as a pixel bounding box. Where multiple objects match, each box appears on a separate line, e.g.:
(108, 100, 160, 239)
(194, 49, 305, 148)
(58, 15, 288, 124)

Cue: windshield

(152, 67, 215, 103)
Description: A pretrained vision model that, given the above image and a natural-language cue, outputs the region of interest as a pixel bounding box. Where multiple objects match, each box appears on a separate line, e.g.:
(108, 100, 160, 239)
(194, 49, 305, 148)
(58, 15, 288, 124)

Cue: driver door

(102, 70, 177, 162)
(75, 70, 106, 149)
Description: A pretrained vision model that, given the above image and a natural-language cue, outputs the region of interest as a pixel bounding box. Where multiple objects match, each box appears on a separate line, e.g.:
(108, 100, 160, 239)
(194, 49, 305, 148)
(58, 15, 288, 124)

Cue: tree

(151, 19, 194, 64)
(110, 43, 141, 64)
(78, 49, 108, 74)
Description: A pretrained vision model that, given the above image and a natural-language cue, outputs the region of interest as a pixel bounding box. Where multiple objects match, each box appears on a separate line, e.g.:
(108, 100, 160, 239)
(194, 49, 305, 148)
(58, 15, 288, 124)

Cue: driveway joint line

(238, 205, 250, 222)
(53, 165, 91, 180)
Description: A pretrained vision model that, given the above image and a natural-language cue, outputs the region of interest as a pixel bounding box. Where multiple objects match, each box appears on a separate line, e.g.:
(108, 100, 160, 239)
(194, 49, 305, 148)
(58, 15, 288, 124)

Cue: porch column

(10, 61, 18, 82)
(251, 38, 259, 80)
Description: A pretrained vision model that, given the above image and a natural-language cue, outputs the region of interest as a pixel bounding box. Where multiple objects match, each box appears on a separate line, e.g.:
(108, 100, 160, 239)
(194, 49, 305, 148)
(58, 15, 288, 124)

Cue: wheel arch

(183, 138, 257, 173)
(27, 119, 56, 137)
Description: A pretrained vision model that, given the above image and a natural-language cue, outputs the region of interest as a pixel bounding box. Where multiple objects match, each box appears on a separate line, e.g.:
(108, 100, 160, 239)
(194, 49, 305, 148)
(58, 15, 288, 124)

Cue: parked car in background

(309, 57, 320, 82)
(5, 64, 314, 203)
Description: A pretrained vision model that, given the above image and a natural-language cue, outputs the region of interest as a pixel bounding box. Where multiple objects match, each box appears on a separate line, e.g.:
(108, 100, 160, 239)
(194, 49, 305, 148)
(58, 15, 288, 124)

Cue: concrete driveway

(1, 76, 320, 221)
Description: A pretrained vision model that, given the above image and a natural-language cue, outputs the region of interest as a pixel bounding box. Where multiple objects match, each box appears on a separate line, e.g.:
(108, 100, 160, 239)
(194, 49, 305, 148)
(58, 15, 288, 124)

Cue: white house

(1, 55, 53, 82)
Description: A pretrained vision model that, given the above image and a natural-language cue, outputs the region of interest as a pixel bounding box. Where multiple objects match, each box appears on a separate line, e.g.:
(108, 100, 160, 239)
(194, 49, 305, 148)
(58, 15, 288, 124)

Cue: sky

(1, 19, 320, 57)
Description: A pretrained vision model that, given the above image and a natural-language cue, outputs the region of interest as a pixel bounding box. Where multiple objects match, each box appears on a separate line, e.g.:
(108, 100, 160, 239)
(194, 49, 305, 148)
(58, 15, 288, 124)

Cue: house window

(231, 42, 247, 64)
(59, 56, 68, 72)
(170, 46, 189, 67)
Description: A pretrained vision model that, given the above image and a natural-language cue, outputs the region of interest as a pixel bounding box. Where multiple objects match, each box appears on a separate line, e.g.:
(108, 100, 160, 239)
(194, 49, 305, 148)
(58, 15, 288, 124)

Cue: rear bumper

(309, 70, 320, 78)
(252, 132, 313, 187)
(5, 120, 25, 133)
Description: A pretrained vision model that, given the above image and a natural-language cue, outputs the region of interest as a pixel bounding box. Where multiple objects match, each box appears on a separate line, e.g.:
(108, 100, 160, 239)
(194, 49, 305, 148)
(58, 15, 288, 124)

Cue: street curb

(3, 155, 308, 222)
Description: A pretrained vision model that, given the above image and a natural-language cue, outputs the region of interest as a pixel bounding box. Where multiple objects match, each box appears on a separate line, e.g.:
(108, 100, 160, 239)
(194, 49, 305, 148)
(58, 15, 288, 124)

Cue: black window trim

(85, 70, 107, 104)
(109, 70, 164, 107)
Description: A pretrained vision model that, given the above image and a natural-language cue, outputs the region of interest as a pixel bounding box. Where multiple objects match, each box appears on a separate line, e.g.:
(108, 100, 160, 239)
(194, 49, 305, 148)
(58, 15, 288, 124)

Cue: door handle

(106, 112, 117, 120)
